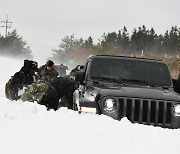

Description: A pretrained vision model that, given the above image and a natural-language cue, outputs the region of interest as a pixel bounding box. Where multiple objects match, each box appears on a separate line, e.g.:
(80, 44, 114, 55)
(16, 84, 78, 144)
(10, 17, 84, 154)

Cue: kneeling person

(5, 59, 38, 100)
(21, 80, 59, 110)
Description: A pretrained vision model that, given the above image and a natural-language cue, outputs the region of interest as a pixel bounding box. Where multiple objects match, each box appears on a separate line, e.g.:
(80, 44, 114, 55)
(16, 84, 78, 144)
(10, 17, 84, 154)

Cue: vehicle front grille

(119, 98, 173, 128)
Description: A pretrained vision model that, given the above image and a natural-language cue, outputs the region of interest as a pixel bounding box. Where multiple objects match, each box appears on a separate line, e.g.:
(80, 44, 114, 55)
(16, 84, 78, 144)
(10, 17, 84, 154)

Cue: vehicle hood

(94, 84, 180, 102)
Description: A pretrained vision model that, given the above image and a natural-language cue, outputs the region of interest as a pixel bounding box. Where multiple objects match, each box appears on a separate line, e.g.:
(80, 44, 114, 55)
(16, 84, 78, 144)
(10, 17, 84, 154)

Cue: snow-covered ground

(0, 56, 180, 154)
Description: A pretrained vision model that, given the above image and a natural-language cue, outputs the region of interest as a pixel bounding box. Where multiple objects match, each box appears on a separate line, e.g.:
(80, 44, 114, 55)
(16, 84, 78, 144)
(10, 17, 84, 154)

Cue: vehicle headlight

(104, 98, 117, 112)
(172, 104, 180, 117)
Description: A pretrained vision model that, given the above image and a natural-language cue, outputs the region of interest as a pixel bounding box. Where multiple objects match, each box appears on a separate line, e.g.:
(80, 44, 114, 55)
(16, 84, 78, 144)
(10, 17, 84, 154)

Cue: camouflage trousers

(5, 79, 22, 100)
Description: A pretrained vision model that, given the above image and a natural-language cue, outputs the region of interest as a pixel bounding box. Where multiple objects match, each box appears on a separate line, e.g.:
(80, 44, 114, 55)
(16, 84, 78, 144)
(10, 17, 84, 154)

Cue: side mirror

(75, 71, 85, 84)
(80, 65, 84, 70)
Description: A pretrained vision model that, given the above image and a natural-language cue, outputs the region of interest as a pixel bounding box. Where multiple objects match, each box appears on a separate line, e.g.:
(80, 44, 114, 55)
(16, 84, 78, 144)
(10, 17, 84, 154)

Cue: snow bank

(0, 56, 180, 154)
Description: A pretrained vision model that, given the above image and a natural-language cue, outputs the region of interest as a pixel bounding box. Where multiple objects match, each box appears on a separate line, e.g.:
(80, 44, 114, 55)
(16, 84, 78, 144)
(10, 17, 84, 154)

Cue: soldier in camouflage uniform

(38, 60, 59, 81)
(20, 71, 77, 110)
(21, 80, 59, 110)
(5, 59, 38, 100)
(68, 65, 84, 79)
(5, 71, 25, 100)
(50, 76, 78, 109)
(21, 80, 49, 103)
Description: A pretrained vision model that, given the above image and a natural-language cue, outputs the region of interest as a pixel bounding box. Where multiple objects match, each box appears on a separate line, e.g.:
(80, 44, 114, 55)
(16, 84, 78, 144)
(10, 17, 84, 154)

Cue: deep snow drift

(0, 56, 180, 154)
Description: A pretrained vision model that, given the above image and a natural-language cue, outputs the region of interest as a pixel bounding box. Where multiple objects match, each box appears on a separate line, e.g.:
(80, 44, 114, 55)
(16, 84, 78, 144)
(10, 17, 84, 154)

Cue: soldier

(38, 60, 59, 81)
(21, 80, 60, 110)
(68, 65, 84, 79)
(21, 76, 77, 110)
(5, 59, 38, 100)
(50, 76, 77, 109)
(58, 64, 68, 77)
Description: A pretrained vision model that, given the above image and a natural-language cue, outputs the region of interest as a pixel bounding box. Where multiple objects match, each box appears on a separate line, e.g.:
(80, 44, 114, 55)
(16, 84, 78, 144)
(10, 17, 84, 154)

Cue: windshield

(89, 57, 172, 87)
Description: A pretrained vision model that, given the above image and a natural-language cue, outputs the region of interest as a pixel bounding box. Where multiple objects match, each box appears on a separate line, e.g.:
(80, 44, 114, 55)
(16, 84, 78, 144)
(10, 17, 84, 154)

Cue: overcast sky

(0, 0, 179, 60)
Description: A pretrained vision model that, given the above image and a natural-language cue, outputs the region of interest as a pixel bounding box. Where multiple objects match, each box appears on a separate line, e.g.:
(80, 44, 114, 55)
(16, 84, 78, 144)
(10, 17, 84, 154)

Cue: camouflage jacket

(21, 80, 49, 103)
(38, 65, 59, 81)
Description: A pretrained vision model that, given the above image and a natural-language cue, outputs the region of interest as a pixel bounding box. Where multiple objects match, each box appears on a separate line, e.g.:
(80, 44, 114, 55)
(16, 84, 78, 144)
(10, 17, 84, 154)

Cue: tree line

(0, 30, 32, 59)
(51, 25, 180, 65)
(0, 25, 179, 64)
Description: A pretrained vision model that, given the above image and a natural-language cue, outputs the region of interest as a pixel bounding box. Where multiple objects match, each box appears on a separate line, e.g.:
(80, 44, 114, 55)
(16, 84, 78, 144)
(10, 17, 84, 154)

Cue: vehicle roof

(87, 55, 164, 63)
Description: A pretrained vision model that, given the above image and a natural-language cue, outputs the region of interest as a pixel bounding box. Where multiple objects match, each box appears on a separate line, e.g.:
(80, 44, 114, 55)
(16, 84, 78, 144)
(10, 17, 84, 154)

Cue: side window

(83, 60, 90, 78)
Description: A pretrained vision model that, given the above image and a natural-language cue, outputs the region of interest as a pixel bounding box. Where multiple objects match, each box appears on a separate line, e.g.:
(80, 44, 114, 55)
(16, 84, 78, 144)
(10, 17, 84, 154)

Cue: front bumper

(78, 98, 98, 114)
(78, 96, 180, 129)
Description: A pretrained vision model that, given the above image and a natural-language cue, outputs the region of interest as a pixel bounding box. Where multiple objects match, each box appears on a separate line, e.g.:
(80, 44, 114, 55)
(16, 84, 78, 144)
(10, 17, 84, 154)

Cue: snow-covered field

(0, 56, 180, 154)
